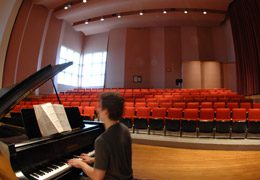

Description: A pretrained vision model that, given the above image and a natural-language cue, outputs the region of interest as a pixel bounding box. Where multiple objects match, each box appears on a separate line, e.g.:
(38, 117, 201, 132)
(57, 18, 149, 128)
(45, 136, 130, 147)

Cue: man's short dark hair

(100, 92, 124, 120)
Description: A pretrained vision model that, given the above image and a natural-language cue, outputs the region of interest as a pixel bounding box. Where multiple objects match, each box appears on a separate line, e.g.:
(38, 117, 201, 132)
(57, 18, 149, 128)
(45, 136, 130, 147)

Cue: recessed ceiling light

(83, 0, 87, 3)
(203, 11, 207, 14)
(84, 20, 88, 24)
(163, 10, 167, 14)
(184, 10, 188, 14)
(117, 14, 121, 18)
(100, 17, 104, 21)
(139, 11, 144, 16)
(64, 6, 68, 10)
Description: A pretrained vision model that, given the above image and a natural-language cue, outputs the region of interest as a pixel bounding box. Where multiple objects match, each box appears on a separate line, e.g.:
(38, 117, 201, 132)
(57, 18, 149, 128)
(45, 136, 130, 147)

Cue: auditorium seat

(215, 108, 232, 138)
(160, 102, 172, 109)
(121, 107, 135, 128)
(149, 108, 166, 133)
(247, 109, 260, 137)
(147, 102, 159, 108)
(186, 102, 199, 109)
(227, 102, 239, 110)
(198, 108, 215, 137)
(135, 102, 146, 107)
(82, 106, 95, 120)
(70, 102, 80, 107)
(173, 102, 186, 109)
(182, 109, 199, 137)
(240, 102, 251, 110)
(253, 103, 260, 109)
(201, 102, 213, 108)
(213, 102, 226, 109)
(133, 107, 150, 133)
(231, 108, 247, 138)
(164, 108, 182, 136)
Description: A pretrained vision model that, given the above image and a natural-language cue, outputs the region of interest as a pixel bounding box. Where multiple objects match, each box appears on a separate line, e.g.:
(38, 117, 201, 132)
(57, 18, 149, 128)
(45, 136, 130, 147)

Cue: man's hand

(67, 158, 85, 169)
(80, 153, 95, 164)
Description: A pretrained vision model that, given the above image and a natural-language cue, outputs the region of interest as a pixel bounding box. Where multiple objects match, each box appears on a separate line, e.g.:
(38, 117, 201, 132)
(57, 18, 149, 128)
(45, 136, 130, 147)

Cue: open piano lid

(0, 62, 72, 118)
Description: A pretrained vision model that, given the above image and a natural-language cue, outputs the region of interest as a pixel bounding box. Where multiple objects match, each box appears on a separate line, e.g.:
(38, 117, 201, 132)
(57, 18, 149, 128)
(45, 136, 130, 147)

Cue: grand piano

(0, 62, 104, 180)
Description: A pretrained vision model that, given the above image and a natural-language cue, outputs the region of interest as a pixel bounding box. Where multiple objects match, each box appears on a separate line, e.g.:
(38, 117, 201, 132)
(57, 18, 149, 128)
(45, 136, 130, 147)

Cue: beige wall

(182, 61, 202, 89)
(106, 28, 126, 88)
(222, 62, 237, 92)
(202, 61, 221, 89)
(164, 27, 182, 88)
(125, 28, 150, 88)
(149, 28, 165, 88)
(2, 0, 237, 92)
(181, 27, 199, 61)
(3, 0, 83, 94)
(0, 0, 22, 88)
(183, 61, 221, 89)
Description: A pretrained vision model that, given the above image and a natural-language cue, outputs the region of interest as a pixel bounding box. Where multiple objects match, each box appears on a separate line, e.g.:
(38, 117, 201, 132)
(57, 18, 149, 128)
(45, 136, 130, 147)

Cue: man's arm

(68, 158, 106, 180)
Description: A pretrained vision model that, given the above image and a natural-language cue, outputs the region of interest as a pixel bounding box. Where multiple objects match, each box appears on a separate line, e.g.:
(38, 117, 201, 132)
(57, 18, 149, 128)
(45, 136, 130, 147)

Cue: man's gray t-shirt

(94, 123, 133, 180)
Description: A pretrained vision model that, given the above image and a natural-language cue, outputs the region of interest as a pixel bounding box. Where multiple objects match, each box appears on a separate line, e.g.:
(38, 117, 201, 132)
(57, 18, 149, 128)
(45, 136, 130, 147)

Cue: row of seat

(66, 88, 234, 94)
(120, 108, 260, 138)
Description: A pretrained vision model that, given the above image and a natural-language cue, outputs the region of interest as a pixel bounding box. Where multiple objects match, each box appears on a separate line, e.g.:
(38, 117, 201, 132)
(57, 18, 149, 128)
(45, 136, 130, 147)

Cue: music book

(33, 103, 72, 137)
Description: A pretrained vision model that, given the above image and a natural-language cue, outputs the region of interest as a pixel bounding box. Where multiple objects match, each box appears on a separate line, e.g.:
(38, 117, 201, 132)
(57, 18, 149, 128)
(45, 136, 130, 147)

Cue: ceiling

(32, 0, 233, 36)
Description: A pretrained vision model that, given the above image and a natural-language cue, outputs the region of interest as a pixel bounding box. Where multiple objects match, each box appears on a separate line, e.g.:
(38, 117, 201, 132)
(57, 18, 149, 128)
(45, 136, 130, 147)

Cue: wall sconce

(133, 75, 142, 83)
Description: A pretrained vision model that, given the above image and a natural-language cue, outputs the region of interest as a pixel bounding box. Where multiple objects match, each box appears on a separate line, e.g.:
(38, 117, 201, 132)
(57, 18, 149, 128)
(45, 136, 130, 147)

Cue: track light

(64, 2, 71, 10)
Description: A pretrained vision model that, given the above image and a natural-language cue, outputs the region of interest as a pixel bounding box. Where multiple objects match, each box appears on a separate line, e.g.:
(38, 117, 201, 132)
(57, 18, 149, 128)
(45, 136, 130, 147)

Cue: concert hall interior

(0, 0, 260, 179)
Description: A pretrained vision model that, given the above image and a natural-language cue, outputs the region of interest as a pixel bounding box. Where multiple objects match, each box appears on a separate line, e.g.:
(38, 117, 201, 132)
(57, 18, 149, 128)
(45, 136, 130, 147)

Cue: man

(68, 92, 133, 180)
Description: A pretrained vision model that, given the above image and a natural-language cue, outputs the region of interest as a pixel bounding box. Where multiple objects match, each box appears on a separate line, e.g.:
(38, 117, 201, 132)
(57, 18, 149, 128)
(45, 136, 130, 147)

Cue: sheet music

(53, 104, 72, 132)
(33, 103, 72, 137)
(41, 103, 64, 133)
(33, 104, 58, 136)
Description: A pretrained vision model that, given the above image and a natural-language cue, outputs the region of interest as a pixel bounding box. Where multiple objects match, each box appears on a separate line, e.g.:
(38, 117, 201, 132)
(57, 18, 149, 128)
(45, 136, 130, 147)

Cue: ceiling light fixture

(203, 10, 207, 14)
(184, 10, 188, 14)
(100, 17, 104, 21)
(163, 10, 167, 14)
(117, 14, 121, 18)
(64, 2, 71, 10)
(139, 11, 144, 16)
(84, 20, 89, 24)
(83, 0, 87, 3)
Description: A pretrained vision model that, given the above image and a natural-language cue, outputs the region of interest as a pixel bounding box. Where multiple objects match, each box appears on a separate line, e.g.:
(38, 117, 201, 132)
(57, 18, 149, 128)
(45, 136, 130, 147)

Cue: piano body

(0, 63, 104, 179)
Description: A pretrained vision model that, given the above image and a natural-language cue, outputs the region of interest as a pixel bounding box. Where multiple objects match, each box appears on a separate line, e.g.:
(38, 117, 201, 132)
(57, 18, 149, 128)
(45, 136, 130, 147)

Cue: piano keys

(9, 122, 104, 180)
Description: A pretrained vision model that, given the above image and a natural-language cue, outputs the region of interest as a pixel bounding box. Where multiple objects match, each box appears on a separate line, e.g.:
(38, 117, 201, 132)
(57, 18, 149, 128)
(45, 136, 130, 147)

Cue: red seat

(133, 107, 150, 133)
(186, 102, 199, 109)
(215, 108, 231, 135)
(201, 102, 213, 108)
(240, 102, 251, 110)
(149, 108, 167, 131)
(227, 102, 239, 110)
(82, 106, 95, 120)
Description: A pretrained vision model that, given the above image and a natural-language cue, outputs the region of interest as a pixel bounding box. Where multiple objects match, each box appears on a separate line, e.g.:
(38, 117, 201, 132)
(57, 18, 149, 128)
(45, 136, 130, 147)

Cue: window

(57, 46, 81, 86)
(57, 46, 107, 87)
(82, 51, 107, 87)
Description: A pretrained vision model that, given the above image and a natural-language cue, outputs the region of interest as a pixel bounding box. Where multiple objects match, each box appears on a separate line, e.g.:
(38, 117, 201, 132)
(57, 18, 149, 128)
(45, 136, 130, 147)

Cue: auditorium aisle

(132, 143, 260, 180)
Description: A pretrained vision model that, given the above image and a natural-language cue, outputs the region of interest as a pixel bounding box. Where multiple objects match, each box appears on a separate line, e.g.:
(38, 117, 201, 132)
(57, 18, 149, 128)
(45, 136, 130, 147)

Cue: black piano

(0, 63, 104, 180)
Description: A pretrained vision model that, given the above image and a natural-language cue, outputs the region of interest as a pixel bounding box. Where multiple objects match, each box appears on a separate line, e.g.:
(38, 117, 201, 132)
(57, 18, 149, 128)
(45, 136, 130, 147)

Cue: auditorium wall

(3, 0, 84, 95)
(2, 0, 237, 93)
(0, 0, 22, 88)
(105, 28, 126, 88)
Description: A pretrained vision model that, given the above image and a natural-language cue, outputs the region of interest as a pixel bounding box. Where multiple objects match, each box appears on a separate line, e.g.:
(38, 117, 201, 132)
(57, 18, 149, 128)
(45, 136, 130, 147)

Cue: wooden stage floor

(132, 143, 260, 180)
(131, 133, 260, 179)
